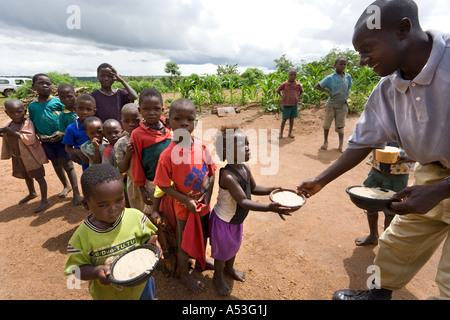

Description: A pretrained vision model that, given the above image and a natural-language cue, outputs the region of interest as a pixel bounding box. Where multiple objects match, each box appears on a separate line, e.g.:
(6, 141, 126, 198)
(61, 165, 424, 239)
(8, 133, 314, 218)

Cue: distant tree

(319, 47, 361, 70)
(164, 62, 181, 79)
(274, 54, 294, 74)
(241, 67, 265, 86)
(217, 63, 239, 76)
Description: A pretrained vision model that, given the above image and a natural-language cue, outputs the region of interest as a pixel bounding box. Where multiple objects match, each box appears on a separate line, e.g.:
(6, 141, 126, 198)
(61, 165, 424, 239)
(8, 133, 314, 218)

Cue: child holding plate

(209, 125, 292, 296)
(64, 164, 162, 300)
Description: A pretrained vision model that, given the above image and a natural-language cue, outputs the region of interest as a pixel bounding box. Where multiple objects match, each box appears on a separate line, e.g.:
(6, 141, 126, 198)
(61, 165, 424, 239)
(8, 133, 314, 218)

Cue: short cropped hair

(75, 94, 96, 107)
(83, 116, 102, 129)
(81, 164, 122, 200)
(4, 99, 24, 112)
(97, 63, 113, 74)
(32, 73, 50, 84)
(121, 103, 140, 116)
(103, 118, 121, 128)
(215, 124, 242, 161)
(335, 57, 347, 65)
(139, 87, 163, 105)
(168, 98, 195, 117)
(57, 83, 74, 92)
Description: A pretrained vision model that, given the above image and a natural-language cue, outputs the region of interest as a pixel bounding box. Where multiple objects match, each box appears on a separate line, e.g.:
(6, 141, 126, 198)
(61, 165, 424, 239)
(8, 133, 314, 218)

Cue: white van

(0, 77, 32, 97)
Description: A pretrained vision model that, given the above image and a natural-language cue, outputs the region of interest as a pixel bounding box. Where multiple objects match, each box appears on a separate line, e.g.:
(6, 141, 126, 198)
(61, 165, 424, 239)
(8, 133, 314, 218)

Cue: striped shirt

(64, 208, 157, 300)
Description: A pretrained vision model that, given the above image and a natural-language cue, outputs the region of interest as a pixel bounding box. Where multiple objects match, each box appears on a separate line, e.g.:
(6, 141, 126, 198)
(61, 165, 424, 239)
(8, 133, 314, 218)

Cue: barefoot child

(210, 125, 292, 296)
(28, 73, 81, 201)
(153, 98, 216, 293)
(276, 69, 304, 139)
(64, 164, 162, 300)
(130, 88, 172, 215)
(314, 57, 353, 152)
(114, 103, 144, 211)
(1, 99, 49, 213)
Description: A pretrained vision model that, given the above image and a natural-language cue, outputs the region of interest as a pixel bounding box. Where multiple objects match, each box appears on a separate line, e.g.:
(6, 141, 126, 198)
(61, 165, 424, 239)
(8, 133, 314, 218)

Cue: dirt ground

(0, 100, 442, 300)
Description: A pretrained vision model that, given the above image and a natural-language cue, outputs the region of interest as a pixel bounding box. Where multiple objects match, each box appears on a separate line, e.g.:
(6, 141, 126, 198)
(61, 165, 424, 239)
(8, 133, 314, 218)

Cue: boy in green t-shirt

(64, 164, 162, 300)
(57, 84, 78, 136)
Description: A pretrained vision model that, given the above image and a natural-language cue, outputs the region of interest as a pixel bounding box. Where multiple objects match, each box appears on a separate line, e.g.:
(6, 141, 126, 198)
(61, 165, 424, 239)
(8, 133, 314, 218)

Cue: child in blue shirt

(63, 94, 97, 174)
(314, 58, 353, 153)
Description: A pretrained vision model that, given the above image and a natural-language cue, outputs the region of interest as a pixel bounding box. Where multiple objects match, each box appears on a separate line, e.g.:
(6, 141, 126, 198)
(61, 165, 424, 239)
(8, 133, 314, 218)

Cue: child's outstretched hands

(268, 201, 292, 221)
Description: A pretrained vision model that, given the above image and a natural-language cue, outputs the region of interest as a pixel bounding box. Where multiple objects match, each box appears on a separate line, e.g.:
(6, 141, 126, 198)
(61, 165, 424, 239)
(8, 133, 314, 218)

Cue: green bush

(12, 49, 380, 115)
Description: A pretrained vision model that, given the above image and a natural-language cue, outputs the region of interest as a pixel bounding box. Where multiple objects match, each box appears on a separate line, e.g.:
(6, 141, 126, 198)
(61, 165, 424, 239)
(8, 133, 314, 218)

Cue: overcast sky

(1, 0, 449, 77)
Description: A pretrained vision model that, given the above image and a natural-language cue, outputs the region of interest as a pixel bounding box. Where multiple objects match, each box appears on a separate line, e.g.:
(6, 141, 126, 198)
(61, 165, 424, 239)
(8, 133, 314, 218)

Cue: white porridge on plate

(272, 190, 305, 207)
(113, 248, 158, 281)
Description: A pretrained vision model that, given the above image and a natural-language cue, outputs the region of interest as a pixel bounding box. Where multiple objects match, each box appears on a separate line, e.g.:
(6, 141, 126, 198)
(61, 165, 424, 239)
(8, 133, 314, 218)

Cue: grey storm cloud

(0, 0, 203, 50)
(1, 0, 448, 76)
(0, 0, 358, 69)
(13, 1, 253, 67)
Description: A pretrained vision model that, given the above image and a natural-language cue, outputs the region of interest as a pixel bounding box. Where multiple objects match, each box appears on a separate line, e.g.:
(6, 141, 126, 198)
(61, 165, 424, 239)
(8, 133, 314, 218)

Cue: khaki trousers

(375, 163, 450, 299)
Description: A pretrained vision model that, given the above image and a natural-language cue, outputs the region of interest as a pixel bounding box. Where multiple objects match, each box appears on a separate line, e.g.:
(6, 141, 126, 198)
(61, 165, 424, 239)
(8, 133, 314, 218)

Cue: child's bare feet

(225, 267, 246, 282)
(355, 235, 378, 246)
(288, 133, 295, 138)
(180, 274, 205, 293)
(73, 194, 84, 205)
(321, 142, 328, 150)
(19, 193, 38, 204)
(213, 275, 231, 296)
(58, 186, 72, 198)
(338, 146, 344, 153)
(34, 199, 50, 213)
(195, 257, 215, 270)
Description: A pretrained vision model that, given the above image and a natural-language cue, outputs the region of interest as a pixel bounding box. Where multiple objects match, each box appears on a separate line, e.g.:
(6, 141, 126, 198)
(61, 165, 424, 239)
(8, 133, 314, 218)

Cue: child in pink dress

(1, 99, 49, 213)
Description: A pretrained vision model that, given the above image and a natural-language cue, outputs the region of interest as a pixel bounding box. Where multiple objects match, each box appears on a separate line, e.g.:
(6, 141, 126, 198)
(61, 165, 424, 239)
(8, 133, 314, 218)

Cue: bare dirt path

(0, 104, 441, 300)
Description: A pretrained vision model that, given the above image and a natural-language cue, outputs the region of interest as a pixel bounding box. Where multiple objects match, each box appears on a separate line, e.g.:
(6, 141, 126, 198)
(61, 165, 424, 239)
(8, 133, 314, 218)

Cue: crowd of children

(0, 63, 298, 300)
(0, 50, 432, 301)
(0, 56, 366, 300)
(3, 0, 449, 302)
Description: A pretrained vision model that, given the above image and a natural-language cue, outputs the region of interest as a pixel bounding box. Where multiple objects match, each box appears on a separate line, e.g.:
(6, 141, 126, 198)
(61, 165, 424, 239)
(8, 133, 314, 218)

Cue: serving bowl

(346, 185, 398, 212)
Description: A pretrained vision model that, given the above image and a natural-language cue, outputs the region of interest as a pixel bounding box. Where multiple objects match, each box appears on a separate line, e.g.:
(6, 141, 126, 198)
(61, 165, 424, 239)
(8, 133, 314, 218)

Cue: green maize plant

(259, 71, 283, 113)
(177, 77, 195, 99)
(239, 84, 251, 105)
(204, 74, 226, 104)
